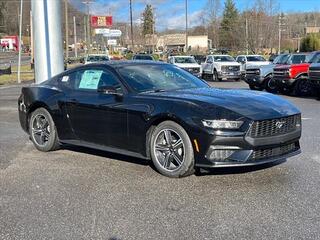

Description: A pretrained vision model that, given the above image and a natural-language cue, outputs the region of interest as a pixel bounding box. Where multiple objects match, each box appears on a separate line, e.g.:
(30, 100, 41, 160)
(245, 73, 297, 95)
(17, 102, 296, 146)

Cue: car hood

(174, 63, 200, 68)
(246, 61, 271, 67)
(145, 87, 300, 120)
(216, 62, 240, 66)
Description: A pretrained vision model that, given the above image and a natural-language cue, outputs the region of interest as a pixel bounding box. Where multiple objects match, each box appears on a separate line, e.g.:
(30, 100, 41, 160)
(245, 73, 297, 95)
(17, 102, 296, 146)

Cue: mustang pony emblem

(275, 121, 286, 129)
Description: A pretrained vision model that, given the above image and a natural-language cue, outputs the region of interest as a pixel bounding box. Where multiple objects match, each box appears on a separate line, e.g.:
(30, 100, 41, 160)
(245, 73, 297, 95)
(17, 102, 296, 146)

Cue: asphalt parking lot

(1, 81, 320, 240)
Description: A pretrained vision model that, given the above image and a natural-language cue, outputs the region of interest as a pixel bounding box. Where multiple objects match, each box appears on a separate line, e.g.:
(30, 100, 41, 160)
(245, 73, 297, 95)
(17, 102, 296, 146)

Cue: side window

(237, 56, 244, 62)
(60, 68, 122, 93)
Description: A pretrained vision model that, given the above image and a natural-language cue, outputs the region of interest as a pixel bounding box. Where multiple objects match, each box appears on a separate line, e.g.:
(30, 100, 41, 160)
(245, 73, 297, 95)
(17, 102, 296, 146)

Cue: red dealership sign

(91, 16, 112, 27)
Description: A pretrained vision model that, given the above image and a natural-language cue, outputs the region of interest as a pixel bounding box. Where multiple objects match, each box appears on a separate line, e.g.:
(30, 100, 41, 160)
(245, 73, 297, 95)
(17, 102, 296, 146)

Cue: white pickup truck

(235, 55, 271, 72)
(201, 55, 241, 81)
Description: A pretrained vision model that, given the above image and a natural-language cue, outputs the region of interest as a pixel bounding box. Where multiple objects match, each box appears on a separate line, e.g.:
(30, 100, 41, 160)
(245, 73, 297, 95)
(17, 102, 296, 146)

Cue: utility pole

(245, 16, 249, 55)
(185, 0, 188, 53)
(73, 16, 78, 58)
(278, 13, 285, 54)
(82, 1, 93, 53)
(130, 0, 134, 49)
(65, 0, 69, 59)
(152, 7, 156, 53)
(31, 0, 64, 83)
(84, 16, 87, 47)
(17, 0, 23, 84)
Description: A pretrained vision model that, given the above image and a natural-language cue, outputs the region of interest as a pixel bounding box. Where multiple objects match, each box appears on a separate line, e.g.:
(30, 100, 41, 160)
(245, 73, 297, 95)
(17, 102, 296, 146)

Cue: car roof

(171, 55, 193, 58)
(85, 60, 166, 68)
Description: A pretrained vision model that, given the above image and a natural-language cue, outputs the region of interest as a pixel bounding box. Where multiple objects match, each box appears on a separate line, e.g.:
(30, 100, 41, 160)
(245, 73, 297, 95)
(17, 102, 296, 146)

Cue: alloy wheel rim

(31, 114, 51, 146)
(268, 78, 276, 89)
(154, 129, 185, 172)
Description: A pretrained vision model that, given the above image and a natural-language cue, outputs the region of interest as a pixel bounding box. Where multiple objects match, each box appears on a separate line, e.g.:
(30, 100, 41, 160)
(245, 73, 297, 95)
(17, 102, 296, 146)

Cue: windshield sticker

(79, 70, 103, 89)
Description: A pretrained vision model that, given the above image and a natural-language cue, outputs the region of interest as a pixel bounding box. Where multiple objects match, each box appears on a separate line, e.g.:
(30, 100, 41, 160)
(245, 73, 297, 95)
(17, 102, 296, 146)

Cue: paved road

(0, 53, 31, 68)
(1, 81, 320, 240)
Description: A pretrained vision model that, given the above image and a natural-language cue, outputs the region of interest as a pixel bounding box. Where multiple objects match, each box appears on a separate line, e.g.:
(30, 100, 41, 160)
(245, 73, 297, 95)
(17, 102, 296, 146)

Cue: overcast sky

(69, 0, 319, 31)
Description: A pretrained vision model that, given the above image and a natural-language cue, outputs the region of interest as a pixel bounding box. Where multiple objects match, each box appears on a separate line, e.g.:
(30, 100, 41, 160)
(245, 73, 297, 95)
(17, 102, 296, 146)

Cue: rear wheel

(150, 121, 194, 178)
(264, 76, 278, 93)
(29, 107, 60, 152)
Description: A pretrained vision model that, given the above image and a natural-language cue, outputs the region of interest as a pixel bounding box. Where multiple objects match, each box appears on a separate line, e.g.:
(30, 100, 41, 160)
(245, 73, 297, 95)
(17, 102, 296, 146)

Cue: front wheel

(150, 121, 195, 178)
(293, 78, 313, 96)
(264, 76, 278, 93)
(29, 107, 60, 152)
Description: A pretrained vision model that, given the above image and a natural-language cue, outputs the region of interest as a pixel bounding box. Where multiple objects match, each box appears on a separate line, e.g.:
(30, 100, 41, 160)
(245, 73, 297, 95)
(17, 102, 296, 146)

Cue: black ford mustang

(18, 61, 302, 177)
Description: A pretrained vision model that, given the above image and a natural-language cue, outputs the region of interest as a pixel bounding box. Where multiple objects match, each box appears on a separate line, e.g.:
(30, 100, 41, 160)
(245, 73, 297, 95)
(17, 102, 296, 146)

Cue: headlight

(202, 119, 244, 129)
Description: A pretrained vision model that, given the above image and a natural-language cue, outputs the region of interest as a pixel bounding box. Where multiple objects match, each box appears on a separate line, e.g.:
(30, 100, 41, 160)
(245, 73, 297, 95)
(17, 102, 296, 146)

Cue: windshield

(134, 55, 153, 60)
(87, 55, 109, 62)
(307, 52, 320, 63)
(117, 64, 209, 93)
(247, 56, 266, 62)
(174, 57, 197, 64)
(274, 54, 290, 64)
(287, 54, 307, 64)
(213, 55, 235, 62)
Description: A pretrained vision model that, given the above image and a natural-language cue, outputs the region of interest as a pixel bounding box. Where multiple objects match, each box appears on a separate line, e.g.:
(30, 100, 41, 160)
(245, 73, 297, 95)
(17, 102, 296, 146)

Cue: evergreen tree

(219, 0, 239, 50)
(300, 34, 320, 52)
(142, 4, 154, 36)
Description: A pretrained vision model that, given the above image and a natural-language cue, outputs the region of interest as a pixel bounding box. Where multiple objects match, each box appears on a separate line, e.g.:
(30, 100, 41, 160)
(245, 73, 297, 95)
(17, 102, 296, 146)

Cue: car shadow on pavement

(61, 144, 286, 177)
(62, 144, 150, 166)
(195, 159, 286, 176)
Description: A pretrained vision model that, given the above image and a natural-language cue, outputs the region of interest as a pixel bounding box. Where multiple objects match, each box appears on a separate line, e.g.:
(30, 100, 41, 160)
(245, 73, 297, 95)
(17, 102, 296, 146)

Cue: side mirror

(97, 85, 122, 96)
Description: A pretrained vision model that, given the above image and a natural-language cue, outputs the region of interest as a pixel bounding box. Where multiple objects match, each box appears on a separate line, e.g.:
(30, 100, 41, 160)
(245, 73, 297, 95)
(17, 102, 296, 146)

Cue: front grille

(309, 69, 320, 81)
(246, 68, 260, 75)
(222, 65, 240, 72)
(247, 115, 300, 138)
(184, 67, 200, 73)
(273, 69, 288, 77)
(250, 142, 298, 160)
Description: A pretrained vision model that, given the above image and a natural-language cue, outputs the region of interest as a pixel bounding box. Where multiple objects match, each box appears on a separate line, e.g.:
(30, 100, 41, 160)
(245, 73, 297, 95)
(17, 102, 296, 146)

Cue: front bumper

(274, 77, 296, 88)
(193, 119, 301, 168)
(245, 74, 264, 86)
(217, 71, 241, 80)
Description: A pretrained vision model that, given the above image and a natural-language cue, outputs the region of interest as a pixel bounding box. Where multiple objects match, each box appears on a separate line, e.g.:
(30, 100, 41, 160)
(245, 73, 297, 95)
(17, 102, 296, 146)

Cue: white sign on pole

(107, 39, 117, 46)
(103, 29, 122, 37)
(95, 28, 110, 35)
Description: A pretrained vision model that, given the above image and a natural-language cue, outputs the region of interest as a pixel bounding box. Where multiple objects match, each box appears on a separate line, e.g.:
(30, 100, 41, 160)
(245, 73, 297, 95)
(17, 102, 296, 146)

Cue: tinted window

(117, 64, 208, 92)
(174, 57, 197, 64)
(290, 55, 306, 64)
(246, 56, 266, 62)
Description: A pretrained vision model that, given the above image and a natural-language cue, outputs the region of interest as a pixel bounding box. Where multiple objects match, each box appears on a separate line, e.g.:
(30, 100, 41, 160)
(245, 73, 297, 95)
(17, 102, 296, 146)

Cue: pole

(130, 0, 134, 49)
(152, 7, 155, 53)
(17, 0, 23, 84)
(185, 0, 188, 52)
(245, 17, 249, 55)
(65, 0, 69, 60)
(32, 0, 64, 83)
(30, 10, 34, 67)
(73, 16, 78, 58)
(84, 16, 87, 47)
(278, 15, 281, 54)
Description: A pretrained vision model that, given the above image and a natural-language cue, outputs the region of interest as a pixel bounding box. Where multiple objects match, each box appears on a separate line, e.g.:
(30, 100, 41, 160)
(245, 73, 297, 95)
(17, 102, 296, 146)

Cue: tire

(292, 77, 312, 96)
(150, 121, 195, 178)
(29, 107, 60, 152)
(264, 76, 278, 93)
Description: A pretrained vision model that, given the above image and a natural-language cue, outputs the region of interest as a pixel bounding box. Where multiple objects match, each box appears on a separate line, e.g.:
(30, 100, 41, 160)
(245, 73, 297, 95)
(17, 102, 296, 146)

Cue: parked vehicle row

(244, 51, 320, 98)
